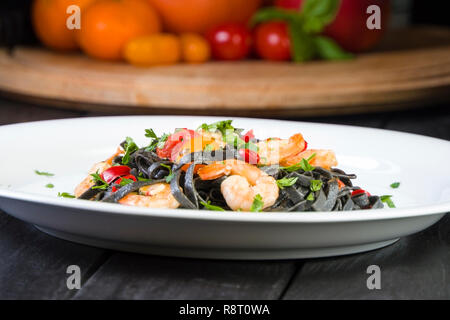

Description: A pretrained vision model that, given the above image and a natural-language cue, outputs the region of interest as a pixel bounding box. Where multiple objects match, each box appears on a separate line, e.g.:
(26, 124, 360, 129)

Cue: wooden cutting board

(0, 27, 449, 117)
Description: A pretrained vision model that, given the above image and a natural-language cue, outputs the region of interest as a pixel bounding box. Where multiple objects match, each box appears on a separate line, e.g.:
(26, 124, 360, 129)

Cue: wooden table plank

(73, 253, 298, 300)
(0, 211, 111, 299)
(282, 106, 450, 300)
(282, 214, 450, 300)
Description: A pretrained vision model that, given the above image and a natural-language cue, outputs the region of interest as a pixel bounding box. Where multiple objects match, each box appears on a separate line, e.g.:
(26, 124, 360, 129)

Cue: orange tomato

(124, 34, 181, 67)
(32, 0, 96, 51)
(147, 0, 262, 33)
(180, 33, 211, 63)
(77, 0, 161, 60)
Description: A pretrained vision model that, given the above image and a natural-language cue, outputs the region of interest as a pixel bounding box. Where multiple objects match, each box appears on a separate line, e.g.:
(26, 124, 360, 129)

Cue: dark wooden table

(0, 97, 449, 300)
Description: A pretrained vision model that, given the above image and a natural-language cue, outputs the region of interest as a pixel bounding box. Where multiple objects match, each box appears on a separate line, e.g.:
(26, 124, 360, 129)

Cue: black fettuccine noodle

(77, 143, 384, 211)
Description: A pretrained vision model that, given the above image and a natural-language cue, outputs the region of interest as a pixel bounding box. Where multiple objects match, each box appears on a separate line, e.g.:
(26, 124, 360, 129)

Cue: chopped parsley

(90, 171, 109, 190)
(118, 178, 134, 186)
(34, 170, 54, 177)
(200, 201, 225, 211)
(144, 129, 169, 152)
(199, 120, 234, 136)
(45, 183, 54, 189)
(306, 192, 315, 201)
(281, 153, 316, 172)
(276, 177, 298, 189)
(58, 192, 75, 198)
(309, 179, 323, 192)
(390, 182, 400, 189)
(380, 195, 396, 208)
(250, 194, 264, 212)
(160, 163, 175, 183)
(122, 137, 139, 165)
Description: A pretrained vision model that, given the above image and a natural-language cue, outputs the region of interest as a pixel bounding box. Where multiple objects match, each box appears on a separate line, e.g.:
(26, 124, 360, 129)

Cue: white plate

(0, 116, 449, 260)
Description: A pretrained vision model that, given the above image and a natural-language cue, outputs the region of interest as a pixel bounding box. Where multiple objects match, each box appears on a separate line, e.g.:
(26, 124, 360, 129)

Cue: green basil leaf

(314, 36, 353, 60)
(288, 23, 316, 62)
(250, 7, 301, 26)
(301, 0, 340, 33)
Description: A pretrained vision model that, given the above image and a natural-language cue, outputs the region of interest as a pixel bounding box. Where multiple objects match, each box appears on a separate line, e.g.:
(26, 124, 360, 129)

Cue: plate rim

(1, 115, 449, 224)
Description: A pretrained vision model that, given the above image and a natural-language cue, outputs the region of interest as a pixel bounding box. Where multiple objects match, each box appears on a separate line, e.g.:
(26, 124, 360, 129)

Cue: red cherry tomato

(275, 0, 390, 53)
(101, 166, 131, 184)
(239, 148, 260, 165)
(254, 22, 291, 61)
(157, 129, 197, 160)
(112, 174, 137, 192)
(242, 129, 255, 143)
(351, 189, 372, 197)
(205, 23, 252, 60)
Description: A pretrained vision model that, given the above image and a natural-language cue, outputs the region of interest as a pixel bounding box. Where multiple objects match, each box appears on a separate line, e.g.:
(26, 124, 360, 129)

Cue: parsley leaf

(306, 192, 315, 201)
(200, 201, 225, 211)
(35, 170, 54, 177)
(276, 177, 298, 189)
(310, 179, 323, 192)
(390, 182, 400, 189)
(380, 195, 396, 208)
(281, 153, 316, 172)
(160, 163, 175, 183)
(90, 171, 109, 190)
(118, 178, 134, 187)
(58, 192, 75, 198)
(45, 183, 54, 189)
(199, 120, 234, 136)
(145, 129, 158, 139)
(156, 133, 169, 149)
(122, 137, 139, 165)
(250, 194, 264, 212)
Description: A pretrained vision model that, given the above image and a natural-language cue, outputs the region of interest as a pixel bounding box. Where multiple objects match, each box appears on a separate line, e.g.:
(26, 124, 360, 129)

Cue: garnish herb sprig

(251, 194, 264, 212)
(200, 201, 225, 212)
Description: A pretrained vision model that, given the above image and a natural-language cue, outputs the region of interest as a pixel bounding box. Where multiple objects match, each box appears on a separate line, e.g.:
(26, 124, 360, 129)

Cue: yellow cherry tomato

(180, 33, 211, 64)
(123, 34, 181, 67)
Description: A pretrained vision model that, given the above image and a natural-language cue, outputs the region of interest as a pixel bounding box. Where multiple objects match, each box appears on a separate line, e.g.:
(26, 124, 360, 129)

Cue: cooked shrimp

(280, 149, 338, 170)
(257, 133, 307, 166)
(74, 161, 111, 198)
(74, 148, 124, 198)
(118, 183, 180, 209)
(198, 159, 279, 211)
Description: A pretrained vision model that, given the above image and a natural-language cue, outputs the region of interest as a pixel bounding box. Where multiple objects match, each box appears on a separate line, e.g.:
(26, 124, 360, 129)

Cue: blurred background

(0, 0, 448, 123)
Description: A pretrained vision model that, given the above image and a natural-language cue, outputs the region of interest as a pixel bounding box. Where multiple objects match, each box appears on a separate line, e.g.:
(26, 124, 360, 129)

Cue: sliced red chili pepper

(239, 148, 260, 165)
(101, 166, 131, 184)
(351, 189, 371, 197)
(302, 140, 308, 152)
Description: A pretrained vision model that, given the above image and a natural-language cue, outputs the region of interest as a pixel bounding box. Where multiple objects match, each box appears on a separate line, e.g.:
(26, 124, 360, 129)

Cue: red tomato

(275, 0, 390, 53)
(242, 129, 255, 142)
(205, 23, 252, 60)
(254, 22, 291, 61)
(156, 129, 197, 160)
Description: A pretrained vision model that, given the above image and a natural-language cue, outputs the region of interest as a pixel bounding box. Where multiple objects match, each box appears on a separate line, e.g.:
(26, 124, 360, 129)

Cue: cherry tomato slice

(101, 166, 131, 184)
(156, 129, 197, 160)
(239, 148, 260, 165)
